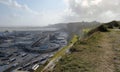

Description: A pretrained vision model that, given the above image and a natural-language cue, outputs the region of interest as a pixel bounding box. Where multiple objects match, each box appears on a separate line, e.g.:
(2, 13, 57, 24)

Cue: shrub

(108, 25, 113, 29)
(70, 47, 77, 52)
(98, 25, 108, 32)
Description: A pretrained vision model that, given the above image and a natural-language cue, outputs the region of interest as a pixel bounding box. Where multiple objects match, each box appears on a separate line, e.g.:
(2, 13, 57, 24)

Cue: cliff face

(53, 21, 120, 72)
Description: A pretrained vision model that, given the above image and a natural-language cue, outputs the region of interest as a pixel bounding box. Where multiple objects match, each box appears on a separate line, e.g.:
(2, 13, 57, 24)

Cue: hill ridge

(53, 21, 120, 72)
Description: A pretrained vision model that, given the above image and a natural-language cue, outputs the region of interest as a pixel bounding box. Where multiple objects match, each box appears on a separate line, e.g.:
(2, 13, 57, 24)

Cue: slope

(53, 24, 120, 72)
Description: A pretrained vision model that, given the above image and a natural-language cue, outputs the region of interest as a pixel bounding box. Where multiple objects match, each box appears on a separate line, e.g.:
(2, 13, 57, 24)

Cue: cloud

(0, 0, 39, 15)
(63, 0, 120, 22)
(1, 0, 120, 27)
(0, 10, 63, 27)
(0, 0, 63, 27)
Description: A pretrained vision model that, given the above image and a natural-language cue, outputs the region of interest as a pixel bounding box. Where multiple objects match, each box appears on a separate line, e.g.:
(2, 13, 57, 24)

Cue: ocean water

(0, 27, 58, 32)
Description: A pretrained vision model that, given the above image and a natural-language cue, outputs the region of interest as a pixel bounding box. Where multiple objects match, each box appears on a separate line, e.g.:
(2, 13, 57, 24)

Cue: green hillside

(53, 21, 120, 72)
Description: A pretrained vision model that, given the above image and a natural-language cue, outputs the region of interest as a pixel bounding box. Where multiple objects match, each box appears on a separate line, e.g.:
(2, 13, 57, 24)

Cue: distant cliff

(47, 21, 101, 39)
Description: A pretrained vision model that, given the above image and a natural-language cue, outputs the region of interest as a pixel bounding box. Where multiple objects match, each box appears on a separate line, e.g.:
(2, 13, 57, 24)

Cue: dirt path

(96, 30, 120, 72)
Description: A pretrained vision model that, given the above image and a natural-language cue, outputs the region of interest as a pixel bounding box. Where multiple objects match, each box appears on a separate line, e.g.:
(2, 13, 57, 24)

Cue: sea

(0, 27, 59, 32)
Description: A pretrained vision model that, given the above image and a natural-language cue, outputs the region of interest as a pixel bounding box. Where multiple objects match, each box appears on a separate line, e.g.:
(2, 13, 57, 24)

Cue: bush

(111, 21, 119, 27)
(119, 26, 120, 29)
(108, 25, 113, 29)
(96, 25, 108, 32)
(70, 47, 77, 52)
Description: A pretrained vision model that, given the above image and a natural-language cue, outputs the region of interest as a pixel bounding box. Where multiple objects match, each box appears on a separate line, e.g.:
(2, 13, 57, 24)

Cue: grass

(83, 28, 91, 34)
(53, 32, 103, 72)
(35, 35, 78, 72)
(53, 29, 120, 72)
(50, 35, 78, 61)
(35, 21, 120, 72)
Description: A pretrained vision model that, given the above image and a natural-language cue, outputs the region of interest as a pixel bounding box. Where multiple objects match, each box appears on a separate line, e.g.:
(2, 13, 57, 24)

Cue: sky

(0, 0, 120, 27)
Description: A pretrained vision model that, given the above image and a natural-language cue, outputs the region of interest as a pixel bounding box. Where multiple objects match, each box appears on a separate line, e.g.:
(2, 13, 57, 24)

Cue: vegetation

(53, 31, 103, 72)
(50, 35, 78, 61)
(87, 21, 120, 36)
(53, 21, 120, 72)
(36, 21, 120, 72)
(35, 35, 78, 72)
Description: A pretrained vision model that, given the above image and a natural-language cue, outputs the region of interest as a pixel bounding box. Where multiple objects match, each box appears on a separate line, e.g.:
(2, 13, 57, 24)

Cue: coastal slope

(53, 21, 120, 72)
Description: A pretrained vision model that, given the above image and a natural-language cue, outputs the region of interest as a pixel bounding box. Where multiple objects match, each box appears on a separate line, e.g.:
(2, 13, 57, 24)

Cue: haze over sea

(0, 27, 58, 32)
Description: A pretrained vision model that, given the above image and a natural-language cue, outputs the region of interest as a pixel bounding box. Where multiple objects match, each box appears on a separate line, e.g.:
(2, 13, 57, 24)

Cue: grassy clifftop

(53, 21, 120, 72)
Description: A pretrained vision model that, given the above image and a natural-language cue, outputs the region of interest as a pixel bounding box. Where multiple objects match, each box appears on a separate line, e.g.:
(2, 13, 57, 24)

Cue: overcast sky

(0, 0, 120, 27)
